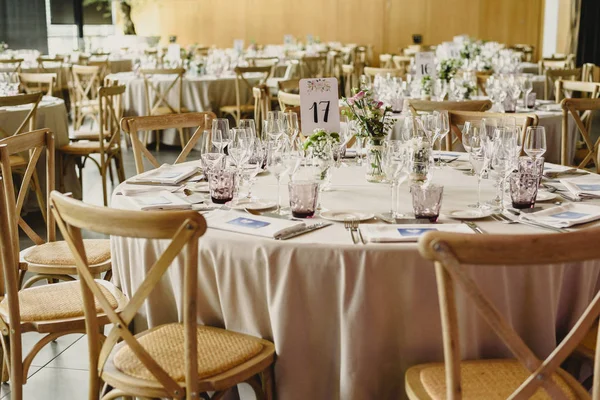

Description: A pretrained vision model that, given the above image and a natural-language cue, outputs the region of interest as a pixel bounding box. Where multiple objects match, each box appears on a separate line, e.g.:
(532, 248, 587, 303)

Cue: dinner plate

(185, 182, 209, 193)
(320, 210, 375, 222)
(452, 162, 473, 171)
(227, 198, 277, 211)
(536, 191, 556, 202)
(447, 209, 494, 220)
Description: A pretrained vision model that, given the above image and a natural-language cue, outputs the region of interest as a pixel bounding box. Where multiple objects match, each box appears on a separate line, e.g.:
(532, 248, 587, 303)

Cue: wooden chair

(121, 112, 216, 174)
(392, 55, 412, 76)
(448, 110, 538, 152)
(0, 129, 113, 290)
(408, 99, 492, 115)
(476, 72, 492, 96)
(363, 67, 403, 80)
(544, 68, 582, 100)
(326, 50, 342, 80)
(555, 80, 600, 102)
(0, 93, 42, 137)
(37, 55, 65, 93)
(58, 85, 127, 206)
(0, 173, 126, 400)
(139, 67, 188, 150)
(219, 66, 271, 126)
(539, 56, 575, 76)
(253, 85, 270, 137)
(583, 63, 600, 83)
(246, 56, 279, 68)
(406, 228, 600, 399)
(379, 54, 393, 68)
(18, 72, 56, 96)
(277, 78, 300, 94)
(561, 98, 600, 170)
(277, 91, 301, 111)
(87, 60, 110, 83)
(0, 58, 24, 73)
(342, 64, 356, 97)
(70, 64, 102, 131)
(299, 55, 327, 78)
(49, 191, 276, 400)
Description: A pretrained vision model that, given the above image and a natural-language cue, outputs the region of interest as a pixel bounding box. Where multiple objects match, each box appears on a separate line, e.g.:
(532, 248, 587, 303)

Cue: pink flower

(354, 90, 366, 100)
(375, 101, 384, 109)
(347, 98, 355, 106)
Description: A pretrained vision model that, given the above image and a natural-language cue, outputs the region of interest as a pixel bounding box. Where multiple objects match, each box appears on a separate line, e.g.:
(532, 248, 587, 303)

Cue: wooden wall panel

(131, 0, 545, 60)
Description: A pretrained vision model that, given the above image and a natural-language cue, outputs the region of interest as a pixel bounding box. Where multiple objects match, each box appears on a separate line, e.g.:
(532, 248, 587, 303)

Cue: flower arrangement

(342, 89, 394, 140)
(303, 129, 340, 156)
(420, 75, 432, 96)
(459, 39, 482, 61)
(437, 58, 461, 83)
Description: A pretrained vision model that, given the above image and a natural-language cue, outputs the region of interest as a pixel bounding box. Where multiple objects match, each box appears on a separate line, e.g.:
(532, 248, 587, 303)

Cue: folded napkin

(127, 164, 200, 185)
(343, 148, 357, 158)
(521, 203, 600, 228)
(560, 177, 600, 199)
(360, 224, 473, 243)
(537, 103, 563, 112)
(205, 210, 305, 239)
(126, 190, 193, 211)
(117, 183, 182, 196)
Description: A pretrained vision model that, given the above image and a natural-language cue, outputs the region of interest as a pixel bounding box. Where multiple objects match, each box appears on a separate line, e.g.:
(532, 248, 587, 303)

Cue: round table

(110, 162, 600, 400)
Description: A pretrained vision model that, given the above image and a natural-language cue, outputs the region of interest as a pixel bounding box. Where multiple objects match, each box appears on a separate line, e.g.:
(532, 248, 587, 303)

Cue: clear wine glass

(433, 110, 450, 167)
(238, 119, 257, 139)
(242, 140, 265, 199)
(383, 140, 408, 218)
(211, 118, 230, 153)
(283, 111, 300, 143)
(524, 126, 547, 159)
(266, 141, 289, 214)
(263, 119, 285, 142)
(522, 76, 533, 108)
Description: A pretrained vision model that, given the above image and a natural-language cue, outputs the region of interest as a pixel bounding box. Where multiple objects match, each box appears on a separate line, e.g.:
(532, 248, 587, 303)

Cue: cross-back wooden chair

(561, 98, 600, 171)
(299, 55, 327, 78)
(406, 228, 600, 400)
(363, 67, 403, 80)
(392, 55, 412, 76)
(58, 85, 127, 206)
(139, 67, 188, 150)
(37, 55, 65, 93)
(49, 191, 276, 400)
(121, 112, 216, 174)
(70, 64, 102, 130)
(87, 60, 110, 83)
(379, 54, 393, 68)
(0, 174, 126, 400)
(246, 56, 278, 68)
(0, 128, 113, 290)
(556, 80, 600, 102)
(539, 56, 574, 76)
(408, 99, 492, 117)
(277, 78, 300, 94)
(447, 110, 538, 152)
(583, 64, 600, 83)
(219, 66, 271, 126)
(545, 68, 582, 100)
(476, 72, 492, 96)
(277, 91, 301, 111)
(0, 58, 24, 73)
(342, 64, 356, 98)
(18, 73, 56, 96)
(326, 50, 342, 80)
(253, 85, 270, 137)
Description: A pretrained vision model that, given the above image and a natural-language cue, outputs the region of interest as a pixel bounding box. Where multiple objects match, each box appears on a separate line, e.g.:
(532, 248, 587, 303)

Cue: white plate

(320, 210, 375, 222)
(185, 182, 209, 193)
(227, 198, 277, 211)
(536, 191, 556, 202)
(447, 209, 494, 220)
(452, 162, 473, 171)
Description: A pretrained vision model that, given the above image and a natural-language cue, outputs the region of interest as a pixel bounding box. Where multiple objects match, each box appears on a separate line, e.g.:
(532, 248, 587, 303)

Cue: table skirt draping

(110, 165, 600, 399)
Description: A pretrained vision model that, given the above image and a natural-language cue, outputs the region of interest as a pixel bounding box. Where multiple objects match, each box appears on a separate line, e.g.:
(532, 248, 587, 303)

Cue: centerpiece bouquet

(342, 89, 394, 182)
(303, 129, 340, 187)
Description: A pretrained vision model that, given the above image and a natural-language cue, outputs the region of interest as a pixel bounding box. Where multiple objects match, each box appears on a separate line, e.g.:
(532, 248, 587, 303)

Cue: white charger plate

(227, 198, 277, 211)
(320, 210, 374, 222)
(448, 209, 494, 220)
(185, 182, 209, 193)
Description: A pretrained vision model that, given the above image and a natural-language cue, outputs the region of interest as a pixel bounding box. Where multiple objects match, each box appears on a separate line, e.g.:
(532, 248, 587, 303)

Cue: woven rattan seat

(22, 239, 110, 266)
(69, 130, 111, 141)
(113, 323, 264, 382)
(59, 141, 119, 154)
(407, 360, 578, 400)
(0, 280, 120, 322)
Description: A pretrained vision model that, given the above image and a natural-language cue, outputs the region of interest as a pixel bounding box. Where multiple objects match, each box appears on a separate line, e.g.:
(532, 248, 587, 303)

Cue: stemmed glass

(238, 119, 257, 138)
(241, 139, 265, 199)
(263, 119, 285, 142)
(266, 141, 289, 214)
(462, 121, 479, 176)
(522, 75, 533, 108)
(524, 126, 547, 159)
(383, 140, 409, 218)
(432, 111, 450, 167)
(465, 125, 490, 209)
(211, 118, 230, 154)
(491, 127, 518, 210)
(283, 111, 300, 143)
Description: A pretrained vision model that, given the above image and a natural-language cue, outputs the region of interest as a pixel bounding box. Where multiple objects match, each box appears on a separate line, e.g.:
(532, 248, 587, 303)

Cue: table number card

(299, 78, 340, 135)
(415, 52, 436, 79)
(167, 44, 181, 61)
(233, 39, 245, 52)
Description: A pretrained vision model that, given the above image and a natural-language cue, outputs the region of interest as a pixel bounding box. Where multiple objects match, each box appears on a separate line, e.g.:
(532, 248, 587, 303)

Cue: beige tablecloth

(0, 96, 80, 201)
(110, 163, 600, 400)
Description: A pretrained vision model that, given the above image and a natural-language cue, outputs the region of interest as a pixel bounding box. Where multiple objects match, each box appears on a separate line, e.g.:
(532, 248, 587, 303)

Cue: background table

(110, 163, 600, 400)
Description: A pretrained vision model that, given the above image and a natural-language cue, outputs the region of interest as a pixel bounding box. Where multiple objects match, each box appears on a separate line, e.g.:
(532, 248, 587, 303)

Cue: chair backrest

(342, 64, 355, 98)
(246, 56, 278, 68)
(476, 72, 492, 96)
(326, 50, 342, 80)
(0, 58, 24, 73)
(299, 55, 327, 78)
(0, 129, 55, 275)
(37, 56, 64, 88)
(97, 85, 125, 152)
(49, 191, 207, 399)
(417, 229, 600, 400)
(87, 60, 110, 81)
(583, 63, 600, 83)
(278, 91, 301, 110)
(277, 78, 300, 94)
(448, 110, 538, 152)
(233, 66, 272, 111)
(561, 98, 600, 170)
(139, 68, 185, 116)
(71, 64, 102, 104)
(253, 84, 270, 136)
(121, 112, 216, 174)
(408, 99, 492, 115)
(539, 56, 575, 75)
(363, 67, 403, 79)
(379, 54, 393, 68)
(555, 80, 600, 102)
(392, 55, 411, 74)
(0, 92, 43, 136)
(19, 72, 56, 96)
(544, 68, 582, 100)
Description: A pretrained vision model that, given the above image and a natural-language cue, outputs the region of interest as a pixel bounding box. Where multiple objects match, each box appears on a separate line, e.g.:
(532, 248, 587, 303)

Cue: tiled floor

(14, 143, 184, 399)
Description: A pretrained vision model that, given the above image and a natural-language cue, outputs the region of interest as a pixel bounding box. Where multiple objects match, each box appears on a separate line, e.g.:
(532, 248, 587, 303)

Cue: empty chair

(561, 98, 600, 170)
(544, 68, 582, 100)
(277, 91, 301, 111)
(555, 80, 600, 102)
(277, 78, 300, 94)
(219, 66, 272, 125)
(19, 72, 57, 96)
(0, 58, 24, 73)
(253, 85, 271, 137)
(69, 64, 102, 130)
(363, 67, 404, 80)
(379, 54, 393, 68)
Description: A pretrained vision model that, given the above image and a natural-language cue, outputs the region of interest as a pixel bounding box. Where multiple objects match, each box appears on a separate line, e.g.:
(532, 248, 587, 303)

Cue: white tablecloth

(110, 163, 600, 400)
(0, 96, 80, 201)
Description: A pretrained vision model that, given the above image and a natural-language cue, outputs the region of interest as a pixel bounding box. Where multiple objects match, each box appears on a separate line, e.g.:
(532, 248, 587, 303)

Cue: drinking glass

(283, 111, 300, 142)
(383, 141, 409, 218)
(522, 76, 533, 108)
(288, 181, 320, 218)
(465, 127, 490, 209)
(266, 141, 289, 214)
(509, 173, 539, 209)
(359, 74, 372, 90)
(462, 121, 483, 176)
(411, 184, 444, 222)
(241, 140, 265, 198)
(433, 110, 450, 167)
(355, 136, 367, 166)
(524, 126, 547, 159)
(211, 118, 230, 153)
(207, 169, 236, 204)
(263, 119, 285, 141)
(200, 153, 226, 174)
(490, 128, 518, 210)
(238, 119, 257, 138)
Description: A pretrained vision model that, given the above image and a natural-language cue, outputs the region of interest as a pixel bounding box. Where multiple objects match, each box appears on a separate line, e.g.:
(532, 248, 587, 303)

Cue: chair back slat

(278, 91, 301, 110)
(418, 229, 600, 399)
(363, 66, 404, 79)
(561, 98, 600, 170)
(121, 112, 216, 174)
(19, 73, 56, 96)
(0, 93, 43, 136)
(0, 58, 24, 73)
(139, 68, 185, 116)
(233, 66, 272, 117)
(544, 68, 582, 100)
(253, 85, 270, 137)
(50, 191, 206, 398)
(71, 64, 102, 103)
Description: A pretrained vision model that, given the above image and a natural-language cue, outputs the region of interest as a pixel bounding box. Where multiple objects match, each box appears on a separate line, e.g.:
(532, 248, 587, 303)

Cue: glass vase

(365, 138, 386, 183)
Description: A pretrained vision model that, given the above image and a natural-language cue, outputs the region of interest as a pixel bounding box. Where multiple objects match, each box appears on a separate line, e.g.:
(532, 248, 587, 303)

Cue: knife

(463, 221, 485, 234)
(276, 222, 332, 240)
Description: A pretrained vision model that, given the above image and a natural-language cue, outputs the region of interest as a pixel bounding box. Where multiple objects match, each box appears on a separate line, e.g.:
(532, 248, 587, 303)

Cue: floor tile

(23, 332, 83, 368)
(3, 367, 90, 400)
(45, 335, 89, 371)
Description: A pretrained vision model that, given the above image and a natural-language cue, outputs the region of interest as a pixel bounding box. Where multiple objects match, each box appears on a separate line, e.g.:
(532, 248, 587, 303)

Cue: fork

(492, 213, 567, 233)
(344, 221, 357, 244)
(351, 220, 366, 244)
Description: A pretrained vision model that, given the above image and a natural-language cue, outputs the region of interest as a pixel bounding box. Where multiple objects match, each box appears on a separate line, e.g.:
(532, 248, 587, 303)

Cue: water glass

(288, 181, 319, 218)
(411, 184, 444, 222)
(200, 153, 226, 173)
(517, 156, 544, 182)
(509, 173, 539, 209)
(208, 169, 236, 204)
(524, 126, 547, 159)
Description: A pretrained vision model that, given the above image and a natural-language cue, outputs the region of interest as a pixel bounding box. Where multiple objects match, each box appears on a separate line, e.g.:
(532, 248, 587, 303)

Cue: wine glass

(383, 140, 409, 218)
(211, 118, 230, 153)
(263, 119, 284, 141)
(465, 127, 490, 210)
(491, 127, 518, 210)
(433, 111, 450, 167)
(266, 141, 289, 214)
(522, 75, 533, 108)
(524, 126, 547, 159)
(212, 130, 227, 154)
(283, 111, 300, 142)
(238, 119, 257, 138)
(241, 139, 265, 199)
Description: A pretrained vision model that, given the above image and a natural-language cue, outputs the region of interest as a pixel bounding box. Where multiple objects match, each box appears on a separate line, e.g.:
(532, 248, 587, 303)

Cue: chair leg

(178, 127, 186, 149)
(262, 365, 274, 400)
(115, 153, 126, 183)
